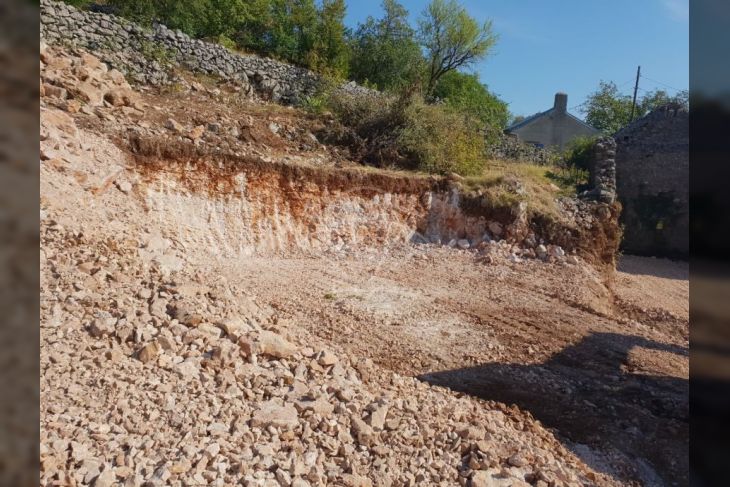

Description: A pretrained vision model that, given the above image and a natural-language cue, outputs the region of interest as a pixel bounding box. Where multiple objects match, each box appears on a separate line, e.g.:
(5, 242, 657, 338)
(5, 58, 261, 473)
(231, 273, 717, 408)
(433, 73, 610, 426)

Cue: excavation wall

(129, 138, 621, 266)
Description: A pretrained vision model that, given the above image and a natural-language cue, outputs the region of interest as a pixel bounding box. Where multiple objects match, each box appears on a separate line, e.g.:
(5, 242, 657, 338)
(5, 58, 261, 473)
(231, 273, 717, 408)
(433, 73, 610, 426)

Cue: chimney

(554, 92, 568, 114)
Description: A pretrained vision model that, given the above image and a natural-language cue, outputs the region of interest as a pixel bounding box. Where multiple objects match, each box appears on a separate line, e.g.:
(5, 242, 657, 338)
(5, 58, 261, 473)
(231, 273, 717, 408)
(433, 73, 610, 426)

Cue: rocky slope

(40, 43, 687, 487)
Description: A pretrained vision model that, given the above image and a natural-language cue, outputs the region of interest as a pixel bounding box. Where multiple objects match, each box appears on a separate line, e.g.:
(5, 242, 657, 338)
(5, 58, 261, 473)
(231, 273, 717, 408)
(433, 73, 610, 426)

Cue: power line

(568, 78, 634, 112)
(617, 78, 636, 89)
(639, 74, 685, 93)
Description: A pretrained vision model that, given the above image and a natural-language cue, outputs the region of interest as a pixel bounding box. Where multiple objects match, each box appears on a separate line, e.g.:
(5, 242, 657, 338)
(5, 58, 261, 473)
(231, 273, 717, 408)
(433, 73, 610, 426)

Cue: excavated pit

(39, 112, 688, 486)
(39, 36, 688, 486)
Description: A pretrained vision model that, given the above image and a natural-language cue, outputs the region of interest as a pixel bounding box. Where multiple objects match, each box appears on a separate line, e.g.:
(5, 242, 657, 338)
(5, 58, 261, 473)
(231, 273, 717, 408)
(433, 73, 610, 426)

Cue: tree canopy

(348, 0, 423, 91)
(108, 0, 345, 75)
(417, 0, 498, 97)
(432, 70, 509, 129)
(74, 0, 508, 121)
(581, 80, 689, 134)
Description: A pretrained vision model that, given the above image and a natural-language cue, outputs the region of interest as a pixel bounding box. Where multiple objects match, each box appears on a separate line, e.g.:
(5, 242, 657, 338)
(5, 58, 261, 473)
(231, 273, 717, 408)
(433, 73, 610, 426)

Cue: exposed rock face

(39, 0, 375, 104)
(614, 104, 689, 258)
(130, 145, 619, 266)
(39, 43, 619, 268)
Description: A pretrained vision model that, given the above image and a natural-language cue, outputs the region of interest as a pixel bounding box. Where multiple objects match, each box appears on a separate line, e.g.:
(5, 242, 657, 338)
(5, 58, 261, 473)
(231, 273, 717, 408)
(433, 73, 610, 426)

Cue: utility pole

(629, 65, 641, 123)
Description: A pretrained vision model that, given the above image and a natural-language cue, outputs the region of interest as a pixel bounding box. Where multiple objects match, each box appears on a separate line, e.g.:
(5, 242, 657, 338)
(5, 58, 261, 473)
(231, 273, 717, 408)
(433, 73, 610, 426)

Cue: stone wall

(488, 134, 557, 165)
(614, 103, 689, 258)
(40, 0, 372, 104)
(583, 137, 617, 204)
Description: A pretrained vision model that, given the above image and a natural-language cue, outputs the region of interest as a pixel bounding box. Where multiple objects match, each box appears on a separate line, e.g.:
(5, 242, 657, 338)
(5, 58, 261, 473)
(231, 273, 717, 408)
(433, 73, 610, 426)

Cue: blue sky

(343, 0, 689, 119)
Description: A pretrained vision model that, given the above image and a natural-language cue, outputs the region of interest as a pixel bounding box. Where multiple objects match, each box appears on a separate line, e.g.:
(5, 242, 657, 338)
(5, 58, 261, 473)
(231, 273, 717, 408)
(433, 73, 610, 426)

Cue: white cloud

(660, 0, 689, 21)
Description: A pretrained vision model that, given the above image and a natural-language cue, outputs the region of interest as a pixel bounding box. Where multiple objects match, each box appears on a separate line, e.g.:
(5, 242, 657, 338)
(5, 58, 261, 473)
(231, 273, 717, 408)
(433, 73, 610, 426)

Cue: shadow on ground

(418, 332, 689, 485)
(617, 254, 689, 280)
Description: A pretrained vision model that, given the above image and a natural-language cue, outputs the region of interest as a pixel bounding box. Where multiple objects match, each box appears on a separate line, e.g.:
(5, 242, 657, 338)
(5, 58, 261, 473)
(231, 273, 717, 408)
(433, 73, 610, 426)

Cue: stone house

(614, 103, 689, 258)
(505, 93, 600, 151)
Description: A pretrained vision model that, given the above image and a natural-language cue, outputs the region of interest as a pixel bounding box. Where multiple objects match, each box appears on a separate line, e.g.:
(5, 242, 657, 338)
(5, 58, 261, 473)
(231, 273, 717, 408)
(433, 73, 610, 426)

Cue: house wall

(614, 104, 689, 258)
(511, 112, 599, 151)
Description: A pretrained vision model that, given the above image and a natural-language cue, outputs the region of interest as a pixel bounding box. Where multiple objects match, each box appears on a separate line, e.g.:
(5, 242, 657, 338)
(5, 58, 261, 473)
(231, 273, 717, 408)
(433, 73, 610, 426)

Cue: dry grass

(460, 161, 567, 220)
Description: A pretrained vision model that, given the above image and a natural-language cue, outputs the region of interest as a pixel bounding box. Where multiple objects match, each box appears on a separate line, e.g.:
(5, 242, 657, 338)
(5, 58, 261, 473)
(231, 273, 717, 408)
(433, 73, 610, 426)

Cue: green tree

(417, 0, 498, 97)
(581, 81, 635, 134)
(224, 0, 272, 51)
(260, 0, 318, 64)
(581, 81, 689, 134)
(199, 0, 255, 40)
(640, 88, 689, 113)
(308, 0, 350, 77)
(109, 0, 209, 36)
(432, 70, 509, 129)
(349, 0, 424, 91)
(107, 0, 161, 26)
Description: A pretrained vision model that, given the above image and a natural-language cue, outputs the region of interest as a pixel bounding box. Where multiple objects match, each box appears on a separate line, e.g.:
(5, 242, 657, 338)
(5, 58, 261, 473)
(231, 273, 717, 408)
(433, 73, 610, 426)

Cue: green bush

(139, 39, 174, 65)
(398, 100, 486, 175)
(562, 135, 597, 171)
(432, 70, 509, 132)
(300, 94, 329, 115)
(546, 166, 590, 194)
(316, 84, 488, 176)
(326, 90, 400, 135)
(215, 34, 237, 51)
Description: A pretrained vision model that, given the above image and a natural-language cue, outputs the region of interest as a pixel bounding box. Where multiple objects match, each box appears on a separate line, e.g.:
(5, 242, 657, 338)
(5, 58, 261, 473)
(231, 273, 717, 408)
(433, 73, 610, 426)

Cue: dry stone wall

(614, 103, 689, 258)
(583, 137, 617, 204)
(40, 0, 373, 104)
(488, 134, 557, 165)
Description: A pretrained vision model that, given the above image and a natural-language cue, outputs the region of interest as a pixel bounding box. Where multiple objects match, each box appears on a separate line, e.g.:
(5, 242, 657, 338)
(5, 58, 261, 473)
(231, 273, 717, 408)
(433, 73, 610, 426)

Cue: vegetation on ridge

(580, 80, 689, 134)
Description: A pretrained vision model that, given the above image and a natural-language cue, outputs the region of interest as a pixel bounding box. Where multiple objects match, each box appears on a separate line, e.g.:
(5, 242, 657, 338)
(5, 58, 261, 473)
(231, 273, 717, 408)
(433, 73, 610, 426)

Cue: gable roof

(506, 108, 553, 132)
(505, 108, 600, 134)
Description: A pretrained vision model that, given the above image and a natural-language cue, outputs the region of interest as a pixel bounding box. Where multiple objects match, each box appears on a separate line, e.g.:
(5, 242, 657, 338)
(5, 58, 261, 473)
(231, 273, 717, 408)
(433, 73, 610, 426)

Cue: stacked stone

(39, 0, 378, 104)
(585, 136, 617, 203)
(613, 103, 689, 256)
(487, 134, 556, 166)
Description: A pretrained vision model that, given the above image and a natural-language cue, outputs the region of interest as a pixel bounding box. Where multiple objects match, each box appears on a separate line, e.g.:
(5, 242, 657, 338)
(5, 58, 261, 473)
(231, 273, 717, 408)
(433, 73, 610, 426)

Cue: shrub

(562, 135, 597, 171)
(139, 40, 174, 65)
(324, 89, 405, 165)
(326, 90, 400, 134)
(546, 166, 590, 194)
(215, 34, 237, 51)
(300, 94, 328, 115)
(321, 88, 487, 175)
(397, 99, 486, 175)
(432, 70, 509, 132)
